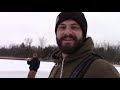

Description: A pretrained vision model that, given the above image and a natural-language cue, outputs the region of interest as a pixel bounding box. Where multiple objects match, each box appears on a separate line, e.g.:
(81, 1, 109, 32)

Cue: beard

(56, 34, 84, 54)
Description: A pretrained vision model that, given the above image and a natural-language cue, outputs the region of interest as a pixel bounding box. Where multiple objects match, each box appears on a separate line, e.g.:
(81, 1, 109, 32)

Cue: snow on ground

(0, 59, 55, 78)
(0, 59, 119, 78)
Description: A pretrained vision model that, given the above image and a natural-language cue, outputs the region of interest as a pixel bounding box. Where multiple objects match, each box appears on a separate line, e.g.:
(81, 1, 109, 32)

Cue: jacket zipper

(60, 58, 65, 78)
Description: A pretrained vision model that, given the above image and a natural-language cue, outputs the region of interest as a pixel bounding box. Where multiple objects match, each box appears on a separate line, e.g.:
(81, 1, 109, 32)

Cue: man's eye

(71, 26, 79, 29)
(59, 26, 66, 29)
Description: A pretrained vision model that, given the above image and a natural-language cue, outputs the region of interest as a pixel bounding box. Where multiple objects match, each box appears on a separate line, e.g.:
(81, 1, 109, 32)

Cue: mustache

(60, 35, 76, 41)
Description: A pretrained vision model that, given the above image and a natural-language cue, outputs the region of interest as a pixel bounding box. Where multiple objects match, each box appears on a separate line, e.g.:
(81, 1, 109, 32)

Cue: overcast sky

(0, 12, 120, 47)
(0, 12, 120, 77)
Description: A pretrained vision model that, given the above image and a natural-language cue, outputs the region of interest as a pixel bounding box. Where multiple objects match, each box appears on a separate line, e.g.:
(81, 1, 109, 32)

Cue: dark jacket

(49, 37, 120, 78)
(27, 57, 40, 71)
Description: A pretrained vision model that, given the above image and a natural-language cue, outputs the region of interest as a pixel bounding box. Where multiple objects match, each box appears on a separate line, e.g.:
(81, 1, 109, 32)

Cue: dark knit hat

(55, 12, 87, 38)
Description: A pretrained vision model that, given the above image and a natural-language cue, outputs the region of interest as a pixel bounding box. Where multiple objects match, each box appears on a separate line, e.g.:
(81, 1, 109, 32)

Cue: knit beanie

(55, 12, 87, 38)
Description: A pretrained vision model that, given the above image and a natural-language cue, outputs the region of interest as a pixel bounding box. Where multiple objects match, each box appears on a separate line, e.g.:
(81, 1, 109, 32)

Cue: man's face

(56, 19, 84, 54)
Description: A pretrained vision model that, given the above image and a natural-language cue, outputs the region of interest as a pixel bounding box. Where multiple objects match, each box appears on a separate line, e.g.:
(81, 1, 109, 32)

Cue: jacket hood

(51, 37, 94, 64)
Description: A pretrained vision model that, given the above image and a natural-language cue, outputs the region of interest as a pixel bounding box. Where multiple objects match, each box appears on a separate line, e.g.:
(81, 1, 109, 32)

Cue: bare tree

(24, 38, 33, 57)
(38, 36, 47, 48)
(24, 38, 33, 47)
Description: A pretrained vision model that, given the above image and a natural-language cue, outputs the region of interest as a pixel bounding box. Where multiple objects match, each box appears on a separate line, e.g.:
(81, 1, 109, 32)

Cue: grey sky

(0, 12, 120, 47)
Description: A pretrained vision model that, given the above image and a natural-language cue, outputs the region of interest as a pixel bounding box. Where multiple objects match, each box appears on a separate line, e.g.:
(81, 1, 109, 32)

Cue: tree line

(0, 37, 58, 61)
(94, 42, 120, 64)
(0, 37, 120, 64)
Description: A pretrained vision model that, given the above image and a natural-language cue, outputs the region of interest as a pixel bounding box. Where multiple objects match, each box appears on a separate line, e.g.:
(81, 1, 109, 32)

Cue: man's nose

(64, 28, 73, 35)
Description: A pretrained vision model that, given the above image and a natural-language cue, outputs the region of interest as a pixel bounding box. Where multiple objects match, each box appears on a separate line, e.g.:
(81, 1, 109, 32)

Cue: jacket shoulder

(84, 59, 120, 78)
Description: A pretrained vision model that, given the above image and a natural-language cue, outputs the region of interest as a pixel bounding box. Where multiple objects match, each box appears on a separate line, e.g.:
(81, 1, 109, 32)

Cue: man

(27, 53, 40, 78)
(27, 12, 120, 78)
